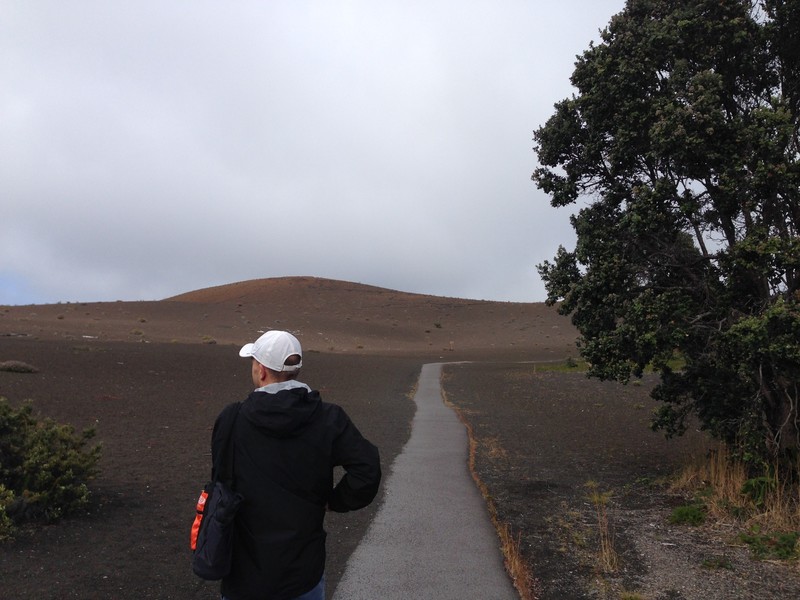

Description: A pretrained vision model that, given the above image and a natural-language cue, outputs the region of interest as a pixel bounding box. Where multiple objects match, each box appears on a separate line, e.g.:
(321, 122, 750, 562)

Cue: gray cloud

(1, 0, 625, 304)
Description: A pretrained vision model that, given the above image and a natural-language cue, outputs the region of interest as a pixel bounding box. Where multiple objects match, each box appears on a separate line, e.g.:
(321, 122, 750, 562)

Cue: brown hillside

(0, 277, 578, 360)
(167, 276, 411, 304)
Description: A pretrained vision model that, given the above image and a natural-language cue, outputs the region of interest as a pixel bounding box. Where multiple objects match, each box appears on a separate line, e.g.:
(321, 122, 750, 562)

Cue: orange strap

(189, 490, 209, 550)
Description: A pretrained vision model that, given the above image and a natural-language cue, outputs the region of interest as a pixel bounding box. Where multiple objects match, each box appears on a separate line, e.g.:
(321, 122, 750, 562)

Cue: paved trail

(333, 363, 518, 599)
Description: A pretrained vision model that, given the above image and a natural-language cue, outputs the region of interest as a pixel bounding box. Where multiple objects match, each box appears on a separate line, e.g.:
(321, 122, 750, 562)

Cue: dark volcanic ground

(2, 279, 799, 599)
(0, 338, 420, 599)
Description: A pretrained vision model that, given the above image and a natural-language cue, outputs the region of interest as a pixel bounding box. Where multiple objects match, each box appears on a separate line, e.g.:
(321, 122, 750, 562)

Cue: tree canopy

(533, 0, 800, 466)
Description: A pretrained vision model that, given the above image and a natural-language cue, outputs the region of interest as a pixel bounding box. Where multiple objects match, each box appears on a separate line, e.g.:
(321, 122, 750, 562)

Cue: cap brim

(239, 343, 255, 358)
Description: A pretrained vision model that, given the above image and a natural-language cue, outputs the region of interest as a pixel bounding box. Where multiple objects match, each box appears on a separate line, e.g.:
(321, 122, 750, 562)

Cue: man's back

(212, 381, 380, 600)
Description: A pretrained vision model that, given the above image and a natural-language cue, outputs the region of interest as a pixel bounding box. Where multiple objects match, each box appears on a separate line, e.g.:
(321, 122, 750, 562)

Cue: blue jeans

(222, 575, 325, 600)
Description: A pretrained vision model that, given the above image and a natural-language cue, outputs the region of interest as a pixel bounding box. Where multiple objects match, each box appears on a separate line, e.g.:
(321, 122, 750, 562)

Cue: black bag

(191, 403, 244, 580)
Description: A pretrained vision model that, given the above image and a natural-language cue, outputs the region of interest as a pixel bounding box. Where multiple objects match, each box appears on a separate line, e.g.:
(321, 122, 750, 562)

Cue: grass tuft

(701, 555, 734, 570)
(585, 480, 618, 573)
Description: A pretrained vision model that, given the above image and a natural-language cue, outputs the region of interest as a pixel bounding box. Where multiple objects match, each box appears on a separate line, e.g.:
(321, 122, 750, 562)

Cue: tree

(532, 0, 800, 468)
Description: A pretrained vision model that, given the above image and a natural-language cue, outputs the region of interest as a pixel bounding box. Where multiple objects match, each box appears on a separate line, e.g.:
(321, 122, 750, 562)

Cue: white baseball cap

(239, 330, 303, 372)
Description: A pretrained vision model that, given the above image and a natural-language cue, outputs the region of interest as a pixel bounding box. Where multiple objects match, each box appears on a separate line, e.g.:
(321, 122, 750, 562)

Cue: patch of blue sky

(0, 272, 40, 306)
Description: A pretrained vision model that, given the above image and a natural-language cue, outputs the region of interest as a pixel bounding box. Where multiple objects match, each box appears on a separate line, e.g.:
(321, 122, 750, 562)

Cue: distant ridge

(166, 276, 497, 306)
(2, 276, 577, 358)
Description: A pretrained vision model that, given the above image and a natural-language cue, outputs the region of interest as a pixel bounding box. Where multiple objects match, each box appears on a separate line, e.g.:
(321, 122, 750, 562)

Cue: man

(211, 330, 381, 600)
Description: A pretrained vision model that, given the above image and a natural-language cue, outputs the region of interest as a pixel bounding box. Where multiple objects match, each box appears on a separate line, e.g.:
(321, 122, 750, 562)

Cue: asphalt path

(333, 363, 518, 599)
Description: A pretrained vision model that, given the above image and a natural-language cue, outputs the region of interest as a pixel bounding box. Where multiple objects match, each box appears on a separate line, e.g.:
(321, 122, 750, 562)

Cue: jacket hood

(241, 387, 321, 438)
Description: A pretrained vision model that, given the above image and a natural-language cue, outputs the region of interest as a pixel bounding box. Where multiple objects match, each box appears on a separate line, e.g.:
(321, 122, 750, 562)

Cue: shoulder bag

(190, 402, 244, 580)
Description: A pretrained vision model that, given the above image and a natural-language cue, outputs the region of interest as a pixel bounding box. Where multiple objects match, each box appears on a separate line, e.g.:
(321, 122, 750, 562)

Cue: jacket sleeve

(328, 410, 381, 512)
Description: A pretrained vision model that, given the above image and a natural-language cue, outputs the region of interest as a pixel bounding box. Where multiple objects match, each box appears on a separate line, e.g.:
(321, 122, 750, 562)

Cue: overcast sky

(1, 0, 625, 305)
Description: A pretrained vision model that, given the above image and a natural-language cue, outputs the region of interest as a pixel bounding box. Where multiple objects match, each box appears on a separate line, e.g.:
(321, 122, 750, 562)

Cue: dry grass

(672, 444, 800, 537)
(484, 436, 509, 460)
(442, 390, 539, 600)
(672, 445, 751, 520)
(585, 481, 619, 574)
(746, 469, 800, 534)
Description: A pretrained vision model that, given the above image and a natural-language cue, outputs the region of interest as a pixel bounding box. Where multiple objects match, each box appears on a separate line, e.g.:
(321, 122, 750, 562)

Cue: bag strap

(212, 402, 242, 485)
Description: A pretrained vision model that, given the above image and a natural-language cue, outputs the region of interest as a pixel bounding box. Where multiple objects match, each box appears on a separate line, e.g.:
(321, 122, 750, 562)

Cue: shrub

(0, 398, 101, 538)
(741, 476, 776, 508)
(0, 484, 13, 540)
(739, 530, 799, 560)
(669, 503, 706, 526)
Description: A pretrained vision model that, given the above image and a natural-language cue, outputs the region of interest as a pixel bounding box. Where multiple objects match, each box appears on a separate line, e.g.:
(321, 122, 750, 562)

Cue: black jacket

(211, 384, 381, 600)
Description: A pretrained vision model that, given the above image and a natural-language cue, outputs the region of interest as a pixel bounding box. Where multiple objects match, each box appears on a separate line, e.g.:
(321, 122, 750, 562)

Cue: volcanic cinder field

(2, 277, 797, 599)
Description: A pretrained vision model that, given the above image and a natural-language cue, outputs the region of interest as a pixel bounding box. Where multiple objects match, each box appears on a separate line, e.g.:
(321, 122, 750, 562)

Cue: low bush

(0, 484, 13, 539)
(739, 530, 799, 560)
(669, 503, 706, 526)
(0, 398, 101, 539)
